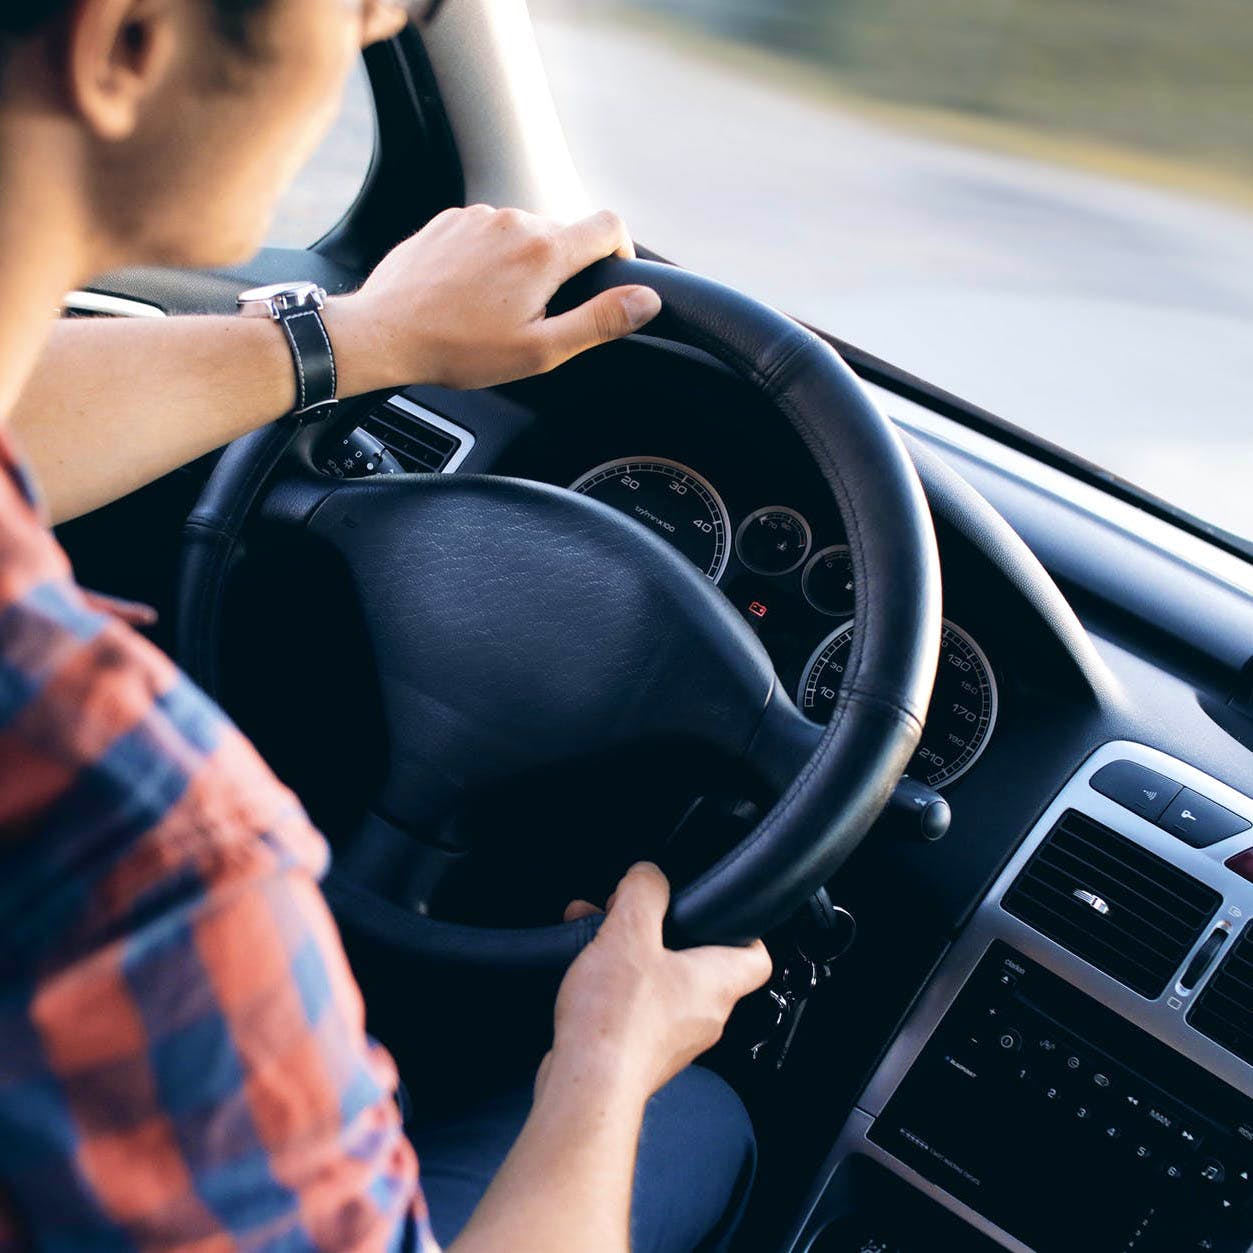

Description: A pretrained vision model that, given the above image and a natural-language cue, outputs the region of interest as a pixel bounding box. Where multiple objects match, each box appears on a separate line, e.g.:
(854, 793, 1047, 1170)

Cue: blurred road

(277, 17, 1253, 540)
(534, 19, 1253, 541)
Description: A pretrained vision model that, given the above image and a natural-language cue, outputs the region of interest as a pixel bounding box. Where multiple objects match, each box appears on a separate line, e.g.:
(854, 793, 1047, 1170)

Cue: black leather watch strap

(279, 306, 337, 418)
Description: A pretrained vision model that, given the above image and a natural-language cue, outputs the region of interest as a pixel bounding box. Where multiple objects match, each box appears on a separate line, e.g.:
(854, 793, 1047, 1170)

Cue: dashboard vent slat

(360, 400, 464, 474)
(1189, 924, 1253, 1066)
(1011, 873, 1180, 970)
(1003, 810, 1221, 998)
(1027, 852, 1189, 955)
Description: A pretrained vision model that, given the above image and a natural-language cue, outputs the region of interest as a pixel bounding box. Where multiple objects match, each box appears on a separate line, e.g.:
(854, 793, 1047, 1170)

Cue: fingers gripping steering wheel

(176, 259, 942, 968)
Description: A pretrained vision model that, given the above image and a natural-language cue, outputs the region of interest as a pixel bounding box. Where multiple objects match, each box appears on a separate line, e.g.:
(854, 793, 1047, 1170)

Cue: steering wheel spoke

(334, 808, 467, 915)
(745, 682, 826, 796)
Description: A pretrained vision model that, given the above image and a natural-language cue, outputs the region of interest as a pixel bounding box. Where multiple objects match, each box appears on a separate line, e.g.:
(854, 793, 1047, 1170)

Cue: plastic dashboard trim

(788, 739, 1253, 1252)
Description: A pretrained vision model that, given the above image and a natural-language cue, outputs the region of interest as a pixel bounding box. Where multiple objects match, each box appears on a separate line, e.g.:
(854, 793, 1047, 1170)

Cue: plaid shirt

(0, 432, 439, 1252)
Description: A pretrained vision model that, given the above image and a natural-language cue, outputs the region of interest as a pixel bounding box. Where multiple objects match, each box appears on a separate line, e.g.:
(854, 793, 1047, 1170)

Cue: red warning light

(748, 601, 768, 619)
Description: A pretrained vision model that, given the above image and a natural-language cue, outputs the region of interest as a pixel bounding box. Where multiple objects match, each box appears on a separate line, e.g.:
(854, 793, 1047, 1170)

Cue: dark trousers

(410, 1065, 757, 1251)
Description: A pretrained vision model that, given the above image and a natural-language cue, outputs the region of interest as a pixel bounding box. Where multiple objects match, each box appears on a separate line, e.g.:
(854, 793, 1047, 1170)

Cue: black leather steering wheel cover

(551, 262, 942, 944)
(177, 419, 302, 698)
(177, 258, 941, 962)
(324, 872, 605, 971)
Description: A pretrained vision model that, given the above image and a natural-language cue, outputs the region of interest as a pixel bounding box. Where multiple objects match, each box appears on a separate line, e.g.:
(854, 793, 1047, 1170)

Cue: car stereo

(869, 942, 1252, 1251)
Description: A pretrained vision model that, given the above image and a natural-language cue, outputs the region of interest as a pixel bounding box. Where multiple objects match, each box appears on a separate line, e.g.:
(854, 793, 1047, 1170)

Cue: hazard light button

(1090, 760, 1182, 822)
(1226, 847, 1253, 884)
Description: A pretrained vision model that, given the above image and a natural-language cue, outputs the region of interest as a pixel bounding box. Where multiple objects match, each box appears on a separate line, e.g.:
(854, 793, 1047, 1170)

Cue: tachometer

(798, 619, 998, 788)
(571, 457, 731, 582)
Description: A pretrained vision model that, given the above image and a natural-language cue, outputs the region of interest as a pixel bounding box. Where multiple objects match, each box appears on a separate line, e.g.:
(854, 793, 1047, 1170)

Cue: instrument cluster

(571, 455, 998, 789)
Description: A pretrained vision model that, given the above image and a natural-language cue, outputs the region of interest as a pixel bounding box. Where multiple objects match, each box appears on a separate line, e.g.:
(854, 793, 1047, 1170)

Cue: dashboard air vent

(1188, 924, 1253, 1065)
(1002, 809, 1221, 997)
(359, 396, 470, 474)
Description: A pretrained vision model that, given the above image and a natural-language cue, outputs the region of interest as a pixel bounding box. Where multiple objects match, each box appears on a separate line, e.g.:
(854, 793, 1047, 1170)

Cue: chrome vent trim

(359, 395, 475, 475)
(62, 291, 167, 319)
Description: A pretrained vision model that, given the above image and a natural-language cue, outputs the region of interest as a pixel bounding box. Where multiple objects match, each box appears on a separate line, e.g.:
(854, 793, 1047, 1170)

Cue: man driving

(0, 1, 772, 1248)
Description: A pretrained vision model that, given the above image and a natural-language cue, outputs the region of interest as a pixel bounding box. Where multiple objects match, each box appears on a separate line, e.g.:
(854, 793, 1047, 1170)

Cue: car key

(750, 957, 830, 1070)
(749, 889, 856, 1069)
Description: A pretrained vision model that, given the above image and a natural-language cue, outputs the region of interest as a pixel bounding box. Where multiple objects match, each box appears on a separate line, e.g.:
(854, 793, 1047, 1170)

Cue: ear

(360, 3, 410, 49)
(66, 0, 177, 141)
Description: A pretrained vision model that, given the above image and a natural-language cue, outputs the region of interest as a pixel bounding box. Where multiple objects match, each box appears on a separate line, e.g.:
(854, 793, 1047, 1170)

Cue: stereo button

(1147, 1106, 1177, 1131)
(1200, 1159, 1226, 1185)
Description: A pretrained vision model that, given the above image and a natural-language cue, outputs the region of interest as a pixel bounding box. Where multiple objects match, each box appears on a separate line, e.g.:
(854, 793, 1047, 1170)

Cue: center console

(788, 743, 1253, 1253)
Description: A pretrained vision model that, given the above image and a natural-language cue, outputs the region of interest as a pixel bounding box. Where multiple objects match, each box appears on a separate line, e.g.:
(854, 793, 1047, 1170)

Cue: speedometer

(798, 619, 998, 788)
(570, 457, 732, 582)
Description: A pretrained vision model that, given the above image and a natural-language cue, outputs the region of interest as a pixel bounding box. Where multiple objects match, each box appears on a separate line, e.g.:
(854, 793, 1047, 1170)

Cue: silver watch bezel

(237, 281, 327, 321)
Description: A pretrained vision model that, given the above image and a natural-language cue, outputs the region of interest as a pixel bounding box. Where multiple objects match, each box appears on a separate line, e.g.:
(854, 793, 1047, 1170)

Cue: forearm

(11, 301, 386, 523)
(448, 1052, 645, 1253)
(13, 207, 661, 525)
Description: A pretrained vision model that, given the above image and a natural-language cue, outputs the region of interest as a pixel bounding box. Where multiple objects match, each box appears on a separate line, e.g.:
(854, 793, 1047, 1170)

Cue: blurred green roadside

(574, 0, 1253, 208)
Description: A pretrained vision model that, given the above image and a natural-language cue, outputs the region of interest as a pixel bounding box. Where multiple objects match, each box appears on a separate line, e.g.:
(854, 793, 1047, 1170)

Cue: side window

(267, 61, 376, 248)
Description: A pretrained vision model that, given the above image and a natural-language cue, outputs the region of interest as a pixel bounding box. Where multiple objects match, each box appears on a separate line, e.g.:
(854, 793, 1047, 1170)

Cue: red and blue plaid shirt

(0, 432, 439, 1251)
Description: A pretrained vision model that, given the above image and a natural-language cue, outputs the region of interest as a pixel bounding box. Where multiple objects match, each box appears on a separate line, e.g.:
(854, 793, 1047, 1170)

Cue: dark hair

(1, 0, 269, 42)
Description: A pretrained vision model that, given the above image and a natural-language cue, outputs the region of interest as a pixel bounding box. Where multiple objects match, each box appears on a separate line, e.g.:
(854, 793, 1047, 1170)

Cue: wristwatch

(237, 281, 338, 420)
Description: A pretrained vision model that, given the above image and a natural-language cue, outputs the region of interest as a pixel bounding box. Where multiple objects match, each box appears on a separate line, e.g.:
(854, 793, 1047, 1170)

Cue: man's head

(0, 0, 410, 271)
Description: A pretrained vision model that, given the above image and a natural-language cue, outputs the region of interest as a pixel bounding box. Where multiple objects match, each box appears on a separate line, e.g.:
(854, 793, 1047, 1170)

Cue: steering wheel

(176, 258, 941, 968)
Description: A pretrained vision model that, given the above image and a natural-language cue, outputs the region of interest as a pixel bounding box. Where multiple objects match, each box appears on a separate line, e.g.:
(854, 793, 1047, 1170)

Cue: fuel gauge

(802, 545, 856, 617)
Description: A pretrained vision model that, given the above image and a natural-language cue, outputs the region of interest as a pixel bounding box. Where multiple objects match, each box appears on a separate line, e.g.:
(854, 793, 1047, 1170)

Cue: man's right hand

(544, 863, 773, 1104)
(326, 205, 663, 397)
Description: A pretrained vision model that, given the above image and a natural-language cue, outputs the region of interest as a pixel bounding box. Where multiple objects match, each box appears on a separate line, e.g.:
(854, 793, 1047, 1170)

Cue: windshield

(532, 0, 1253, 547)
